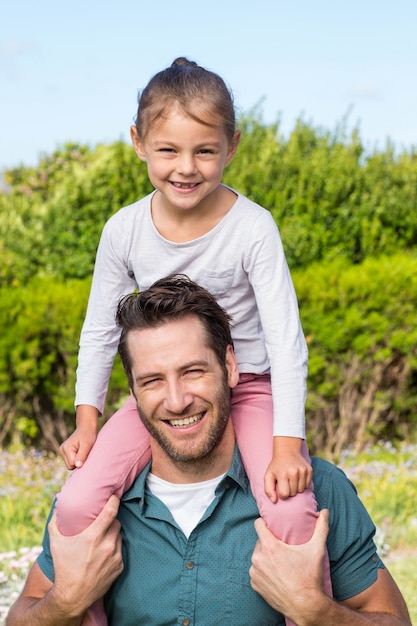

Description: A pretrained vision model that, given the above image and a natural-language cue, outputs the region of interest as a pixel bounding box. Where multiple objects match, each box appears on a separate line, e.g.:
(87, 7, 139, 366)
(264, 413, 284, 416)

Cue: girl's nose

(177, 153, 197, 176)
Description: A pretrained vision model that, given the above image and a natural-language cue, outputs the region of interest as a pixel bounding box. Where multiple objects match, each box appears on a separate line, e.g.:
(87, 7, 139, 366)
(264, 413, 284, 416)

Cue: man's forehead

(127, 316, 210, 362)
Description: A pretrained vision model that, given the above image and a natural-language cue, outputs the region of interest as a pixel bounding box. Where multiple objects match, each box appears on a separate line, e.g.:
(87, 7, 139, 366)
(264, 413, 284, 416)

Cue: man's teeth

(169, 414, 201, 428)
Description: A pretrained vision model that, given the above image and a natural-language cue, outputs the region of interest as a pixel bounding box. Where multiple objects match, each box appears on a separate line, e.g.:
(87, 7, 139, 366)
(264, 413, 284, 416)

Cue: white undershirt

(146, 472, 226, 538)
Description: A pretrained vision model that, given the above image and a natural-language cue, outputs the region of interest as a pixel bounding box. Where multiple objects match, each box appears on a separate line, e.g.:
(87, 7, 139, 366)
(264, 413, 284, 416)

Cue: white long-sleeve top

(76, 189, 308, 438)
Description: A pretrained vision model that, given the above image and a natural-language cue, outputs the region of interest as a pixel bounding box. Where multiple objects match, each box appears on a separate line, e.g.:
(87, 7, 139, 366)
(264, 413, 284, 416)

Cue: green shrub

(295, 253, 417, 454)
(0, 277, 126, 450)
(2, 115, 417, 289)
(0, 142, 152, 285)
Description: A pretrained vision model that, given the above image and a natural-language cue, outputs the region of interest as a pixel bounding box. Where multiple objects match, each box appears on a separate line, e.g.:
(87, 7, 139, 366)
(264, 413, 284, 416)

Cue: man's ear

(130, 126, 147, 161)
(225, 344, 239, 389)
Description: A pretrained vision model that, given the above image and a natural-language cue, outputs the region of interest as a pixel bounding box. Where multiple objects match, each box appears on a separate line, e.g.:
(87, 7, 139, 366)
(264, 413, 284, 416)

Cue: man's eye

(185, 369, 204, 377)
(143, 378, 161, 387)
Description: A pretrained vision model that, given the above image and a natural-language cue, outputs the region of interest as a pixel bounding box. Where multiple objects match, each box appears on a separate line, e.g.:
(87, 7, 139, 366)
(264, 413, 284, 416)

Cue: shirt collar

(121, 445, 249, 503)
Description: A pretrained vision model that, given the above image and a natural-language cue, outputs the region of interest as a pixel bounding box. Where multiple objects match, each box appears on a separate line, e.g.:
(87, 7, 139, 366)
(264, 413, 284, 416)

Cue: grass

(337, 441, 417, 551)
(0, 443, 416, 624)
(337, 441, 417, 624)
(0, 448, 69, 552)
(387, 557, 417, 623)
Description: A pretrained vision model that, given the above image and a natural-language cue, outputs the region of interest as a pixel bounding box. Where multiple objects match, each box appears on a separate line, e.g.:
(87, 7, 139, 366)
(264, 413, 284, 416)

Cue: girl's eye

(198, 149, 214, 154)
(159, 148, 175, 153)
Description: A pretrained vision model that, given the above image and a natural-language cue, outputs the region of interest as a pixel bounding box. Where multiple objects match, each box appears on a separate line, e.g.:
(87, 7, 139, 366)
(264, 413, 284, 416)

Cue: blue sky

(1, 0, 417, 172)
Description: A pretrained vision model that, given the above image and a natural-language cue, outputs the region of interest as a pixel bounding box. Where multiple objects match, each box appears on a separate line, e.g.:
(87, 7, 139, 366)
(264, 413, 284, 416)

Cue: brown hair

(116, 274, 233, 388)
(134, 57, 236, 142)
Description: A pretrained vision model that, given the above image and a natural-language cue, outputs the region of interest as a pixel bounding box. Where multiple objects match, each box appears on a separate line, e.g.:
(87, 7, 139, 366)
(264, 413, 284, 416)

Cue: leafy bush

(0, 142, 152, 285)
(2, 114, 417, 289)
(0, 278, 126, 450)
(0, 253, 415, 452)
(225, 112, 417, 269)
(295, 253, 417, 454)
(1, 114, 417, 452)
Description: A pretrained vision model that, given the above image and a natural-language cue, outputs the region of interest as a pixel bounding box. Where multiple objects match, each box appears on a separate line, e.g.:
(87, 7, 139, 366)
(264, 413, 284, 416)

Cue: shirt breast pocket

(200, 268, 235, 299)
(225, 567, 284, 625)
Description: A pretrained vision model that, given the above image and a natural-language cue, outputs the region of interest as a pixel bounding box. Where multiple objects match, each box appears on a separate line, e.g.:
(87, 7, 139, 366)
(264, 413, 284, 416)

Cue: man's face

(128, 315, 239, 471)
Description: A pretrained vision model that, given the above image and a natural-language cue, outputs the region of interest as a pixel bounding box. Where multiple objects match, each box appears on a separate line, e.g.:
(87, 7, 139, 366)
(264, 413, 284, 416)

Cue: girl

(58, 57, 331, 625)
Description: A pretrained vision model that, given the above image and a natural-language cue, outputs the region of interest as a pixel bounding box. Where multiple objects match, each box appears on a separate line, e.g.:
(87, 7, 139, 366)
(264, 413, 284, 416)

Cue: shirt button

(185, 561, 194, 570)
(182, 619, 190, 626)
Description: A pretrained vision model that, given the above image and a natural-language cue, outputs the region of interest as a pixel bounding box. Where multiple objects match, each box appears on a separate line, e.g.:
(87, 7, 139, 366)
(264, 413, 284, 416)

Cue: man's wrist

(289, 589, 334, 626)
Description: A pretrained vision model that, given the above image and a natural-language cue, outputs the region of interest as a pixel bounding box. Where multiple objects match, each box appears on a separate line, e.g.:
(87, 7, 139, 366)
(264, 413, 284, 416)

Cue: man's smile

(168, 412, 205, 428)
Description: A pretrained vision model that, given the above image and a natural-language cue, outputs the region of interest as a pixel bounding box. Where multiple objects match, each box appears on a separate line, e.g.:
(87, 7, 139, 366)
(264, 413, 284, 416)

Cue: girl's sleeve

(75, 215, 138, 412)
(244, 211, 308, 438)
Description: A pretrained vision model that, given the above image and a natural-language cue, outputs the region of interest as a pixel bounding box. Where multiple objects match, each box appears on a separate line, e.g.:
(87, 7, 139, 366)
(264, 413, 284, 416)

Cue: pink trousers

(56, 375, 331, 625)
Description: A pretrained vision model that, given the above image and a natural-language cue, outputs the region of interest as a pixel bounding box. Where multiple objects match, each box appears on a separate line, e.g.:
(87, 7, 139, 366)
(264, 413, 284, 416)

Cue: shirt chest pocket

(200, 268, 235, 299)
(225, 567, 284, 625)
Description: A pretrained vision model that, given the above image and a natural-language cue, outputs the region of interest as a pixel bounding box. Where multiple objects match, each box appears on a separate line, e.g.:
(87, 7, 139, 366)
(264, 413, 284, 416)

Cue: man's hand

(250, 511, 411, 625)
(6, 496, 124, 626)
(48, 494, 124, 617)
(250, 510, 329, 622)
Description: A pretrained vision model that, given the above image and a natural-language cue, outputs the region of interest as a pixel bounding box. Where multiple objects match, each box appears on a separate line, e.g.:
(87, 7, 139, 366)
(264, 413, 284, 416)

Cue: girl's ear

(130, 126, 147, 161)
(225, 130, 241, 165)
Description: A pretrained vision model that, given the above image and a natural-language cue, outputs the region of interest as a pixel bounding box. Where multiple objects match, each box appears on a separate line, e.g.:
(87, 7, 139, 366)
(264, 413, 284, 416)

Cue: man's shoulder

(311, 456, 358, 505)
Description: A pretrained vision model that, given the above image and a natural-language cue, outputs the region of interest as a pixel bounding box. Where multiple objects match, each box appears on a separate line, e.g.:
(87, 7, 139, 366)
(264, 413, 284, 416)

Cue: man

(7, 275, 410, 625)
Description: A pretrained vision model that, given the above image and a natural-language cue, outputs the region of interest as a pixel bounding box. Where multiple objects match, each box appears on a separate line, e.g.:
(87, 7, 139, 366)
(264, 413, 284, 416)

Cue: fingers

(253, 517, 279, 545)
(254, 510, 329, 549)
(48, 496, 120, 540)
(264, 472, 278, 503)
(59, 443, 76, 470)
(92, 494, 121, 533)
(313, 509, 329, 543)
(277, 480, 291, 499)
(72, 435, 96, 468)
(277, 465, 313, 499)
(48, 511, 60, 538)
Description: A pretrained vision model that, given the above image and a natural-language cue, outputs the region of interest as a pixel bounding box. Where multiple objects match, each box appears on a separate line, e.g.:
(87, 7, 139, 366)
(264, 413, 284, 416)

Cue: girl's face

(131, 102, 240, 215)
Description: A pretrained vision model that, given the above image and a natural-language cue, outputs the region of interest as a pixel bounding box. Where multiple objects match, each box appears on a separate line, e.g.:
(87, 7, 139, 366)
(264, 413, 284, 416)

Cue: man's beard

(136, 372, 231, 473)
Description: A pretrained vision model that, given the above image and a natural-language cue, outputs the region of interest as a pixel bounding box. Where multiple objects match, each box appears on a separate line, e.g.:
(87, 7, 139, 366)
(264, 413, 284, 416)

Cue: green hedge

(2, 115, 417, 288)
(0, 278, 126, 450)
(295, 253, 417, 455)
(0, 254, 415, 453)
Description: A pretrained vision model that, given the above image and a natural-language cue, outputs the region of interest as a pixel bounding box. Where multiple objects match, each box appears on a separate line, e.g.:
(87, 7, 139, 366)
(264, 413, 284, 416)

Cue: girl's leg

(231, 374, 332, 626)
(55, 395, 151, 626)
(56, 395, 151, 535)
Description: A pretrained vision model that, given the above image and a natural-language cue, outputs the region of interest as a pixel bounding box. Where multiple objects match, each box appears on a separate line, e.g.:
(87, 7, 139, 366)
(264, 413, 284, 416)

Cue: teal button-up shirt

(105, 448, 283, 625)
(38, 451, 383, 625)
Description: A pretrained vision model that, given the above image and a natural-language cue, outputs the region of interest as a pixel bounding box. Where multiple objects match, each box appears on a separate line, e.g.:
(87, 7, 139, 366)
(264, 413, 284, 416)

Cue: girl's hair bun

(171, 57, 198, 68)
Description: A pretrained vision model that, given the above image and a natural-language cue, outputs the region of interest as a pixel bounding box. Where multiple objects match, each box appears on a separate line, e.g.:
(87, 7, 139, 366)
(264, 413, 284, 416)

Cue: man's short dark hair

(116, 274, 233, 387)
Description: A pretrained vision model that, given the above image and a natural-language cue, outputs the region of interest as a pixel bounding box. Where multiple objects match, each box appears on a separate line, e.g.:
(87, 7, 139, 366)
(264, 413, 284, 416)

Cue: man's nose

(163, 381, 193, 414)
